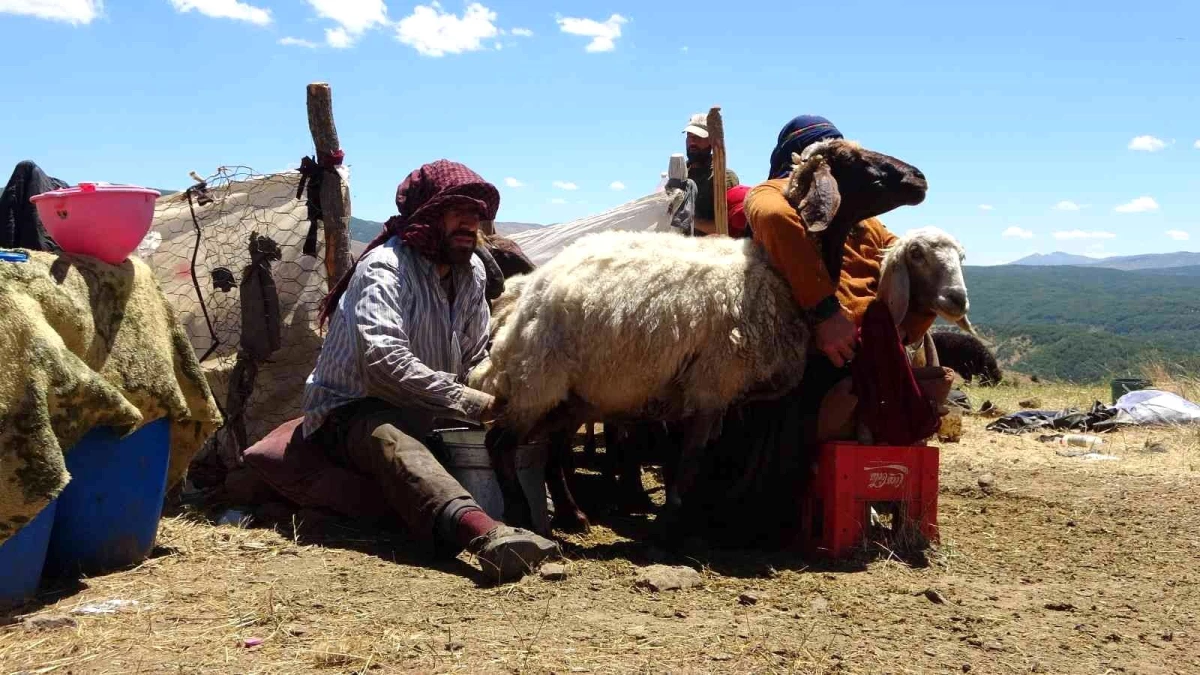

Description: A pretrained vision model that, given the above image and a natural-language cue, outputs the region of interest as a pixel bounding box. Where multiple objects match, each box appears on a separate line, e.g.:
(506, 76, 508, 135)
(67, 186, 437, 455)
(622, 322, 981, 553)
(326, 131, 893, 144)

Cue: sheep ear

(877, 250, 910, 326)
(798, 157, 840, 233)
(955, 316, 977, 335)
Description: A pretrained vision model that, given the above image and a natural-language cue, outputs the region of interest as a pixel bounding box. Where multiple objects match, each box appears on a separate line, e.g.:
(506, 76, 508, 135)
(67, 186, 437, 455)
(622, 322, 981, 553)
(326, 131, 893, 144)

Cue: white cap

(682, 113, 709, 138)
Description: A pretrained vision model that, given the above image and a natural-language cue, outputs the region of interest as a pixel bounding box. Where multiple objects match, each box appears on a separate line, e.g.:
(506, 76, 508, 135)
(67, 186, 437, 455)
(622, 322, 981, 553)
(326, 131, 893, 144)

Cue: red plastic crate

(795, 442, 940, 558)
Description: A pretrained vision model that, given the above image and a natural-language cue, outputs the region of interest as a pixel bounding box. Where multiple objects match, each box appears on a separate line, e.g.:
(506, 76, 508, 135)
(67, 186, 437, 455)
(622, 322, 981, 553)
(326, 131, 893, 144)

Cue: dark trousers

(316, 398, 474, 544)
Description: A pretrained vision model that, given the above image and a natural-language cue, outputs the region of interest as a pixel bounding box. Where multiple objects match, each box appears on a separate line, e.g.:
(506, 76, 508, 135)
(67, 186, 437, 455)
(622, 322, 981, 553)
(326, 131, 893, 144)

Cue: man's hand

(814, 310, 858, 368)
(478, 394, 504, 426)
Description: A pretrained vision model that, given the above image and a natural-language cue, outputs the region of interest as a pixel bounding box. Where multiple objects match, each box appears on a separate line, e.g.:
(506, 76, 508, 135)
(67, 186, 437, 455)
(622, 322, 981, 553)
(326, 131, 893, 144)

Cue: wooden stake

(707, 106, 729, 236)
(306, 82, 353, 290)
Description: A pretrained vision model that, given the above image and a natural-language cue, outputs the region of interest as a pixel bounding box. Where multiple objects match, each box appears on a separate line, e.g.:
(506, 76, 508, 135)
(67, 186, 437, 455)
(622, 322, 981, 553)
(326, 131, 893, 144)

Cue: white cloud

(1128, 135, 1167, 152)
(1002, 226, 1033, 239)
(681, 46, 689, 53)
(1166, 229, 1190, 241)
(1115, 196, 1160, 213)
(1194, 140, 1200, 150)
(553, 181, 578, 191)
(610, 181, 626, 191)
(306, 0, 388, 48)
(511, 27, 533, 37)
(557, 13, 627, 52)
(979, 204, 994, 211)
(550, 198, 568, 205)
(396, 2, 499, 56)
(1053, 200, 1083, 212)
(325, 27, 351, 48)
(504, 177, 524, 188)
(279, 36, 318, 48)
(0, 0, 100, 23)
(170, 0, 270, 25)
(1053, 230, 1117, 240)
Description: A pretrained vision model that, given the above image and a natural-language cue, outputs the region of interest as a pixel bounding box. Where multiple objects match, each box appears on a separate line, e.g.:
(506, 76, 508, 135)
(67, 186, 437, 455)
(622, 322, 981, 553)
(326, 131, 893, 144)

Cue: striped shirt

(302, 236, 492, 437)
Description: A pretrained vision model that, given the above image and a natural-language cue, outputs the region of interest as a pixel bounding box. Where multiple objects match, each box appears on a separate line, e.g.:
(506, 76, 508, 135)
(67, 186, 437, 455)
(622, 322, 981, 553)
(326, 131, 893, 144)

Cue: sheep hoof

(651, 505, 688, 549)
(553, 508, 591, 533)
(619, 486, 656, 514)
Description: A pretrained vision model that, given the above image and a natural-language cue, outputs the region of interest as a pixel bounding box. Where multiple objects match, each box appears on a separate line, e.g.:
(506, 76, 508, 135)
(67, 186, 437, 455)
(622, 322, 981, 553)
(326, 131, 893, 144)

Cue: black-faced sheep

(930, 330, 1002, 386)
(471, 139, 930, 535)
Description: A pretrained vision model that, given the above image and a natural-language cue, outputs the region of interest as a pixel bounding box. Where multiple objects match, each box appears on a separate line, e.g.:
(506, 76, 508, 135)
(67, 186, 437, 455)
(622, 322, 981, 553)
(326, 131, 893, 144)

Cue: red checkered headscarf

(318, 159, 500, 327)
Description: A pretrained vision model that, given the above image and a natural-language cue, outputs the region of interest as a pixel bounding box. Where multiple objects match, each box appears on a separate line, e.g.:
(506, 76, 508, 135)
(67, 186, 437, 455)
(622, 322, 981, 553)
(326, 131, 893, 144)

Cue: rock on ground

(634, 565, 703, 592)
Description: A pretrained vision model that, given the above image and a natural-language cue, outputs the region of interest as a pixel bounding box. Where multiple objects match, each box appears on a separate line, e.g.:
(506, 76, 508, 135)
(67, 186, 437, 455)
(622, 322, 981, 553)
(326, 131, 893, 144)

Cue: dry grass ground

(3, 377, 1199, 674)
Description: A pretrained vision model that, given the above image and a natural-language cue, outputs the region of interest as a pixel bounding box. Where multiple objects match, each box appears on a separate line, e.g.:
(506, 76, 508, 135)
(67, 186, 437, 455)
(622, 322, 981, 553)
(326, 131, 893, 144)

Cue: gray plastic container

(431, 429, 552, 535)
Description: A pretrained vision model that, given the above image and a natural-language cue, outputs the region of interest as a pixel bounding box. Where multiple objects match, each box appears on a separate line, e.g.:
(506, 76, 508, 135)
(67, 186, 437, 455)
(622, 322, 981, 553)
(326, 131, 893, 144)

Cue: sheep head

(783, 139, 928, 233)
(878, 226, 975, 334)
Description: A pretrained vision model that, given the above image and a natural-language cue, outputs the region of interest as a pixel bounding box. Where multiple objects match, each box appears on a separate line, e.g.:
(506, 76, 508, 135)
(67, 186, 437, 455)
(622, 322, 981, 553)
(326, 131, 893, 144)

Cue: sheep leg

(484, 424, 534, 530)
(614, 422, 655, 513)
(582, 422, 597, 464)
(654, 412, 721, 546)
(663, 413, 721, 510)
(546, 427, 591, 532)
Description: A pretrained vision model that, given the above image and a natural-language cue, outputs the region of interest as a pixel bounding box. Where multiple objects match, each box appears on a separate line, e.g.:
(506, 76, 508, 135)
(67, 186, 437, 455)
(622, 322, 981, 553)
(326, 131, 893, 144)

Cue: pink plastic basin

(30, 182, 160, 264)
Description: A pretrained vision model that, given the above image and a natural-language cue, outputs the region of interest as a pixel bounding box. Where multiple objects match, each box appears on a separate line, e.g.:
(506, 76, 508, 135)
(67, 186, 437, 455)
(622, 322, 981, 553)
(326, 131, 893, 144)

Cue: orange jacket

(745, 178, 936, 344)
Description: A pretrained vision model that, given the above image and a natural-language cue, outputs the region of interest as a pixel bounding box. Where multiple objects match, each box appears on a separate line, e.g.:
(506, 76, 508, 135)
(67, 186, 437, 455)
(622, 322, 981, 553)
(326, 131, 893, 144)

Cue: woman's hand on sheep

(814, 311, 858, 368)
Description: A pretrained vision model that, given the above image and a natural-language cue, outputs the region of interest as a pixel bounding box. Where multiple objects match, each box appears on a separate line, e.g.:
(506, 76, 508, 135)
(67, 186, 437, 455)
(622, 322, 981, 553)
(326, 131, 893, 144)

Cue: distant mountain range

(1010, 250, 1200, 271)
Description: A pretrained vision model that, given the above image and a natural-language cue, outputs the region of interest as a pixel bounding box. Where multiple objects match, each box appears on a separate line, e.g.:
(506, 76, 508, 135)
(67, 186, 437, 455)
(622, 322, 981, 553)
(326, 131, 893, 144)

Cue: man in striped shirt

(303, 160, 559, 583)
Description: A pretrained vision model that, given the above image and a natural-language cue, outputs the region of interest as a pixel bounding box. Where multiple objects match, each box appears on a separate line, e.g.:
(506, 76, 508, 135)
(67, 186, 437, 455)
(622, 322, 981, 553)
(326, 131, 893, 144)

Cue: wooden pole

(306, 82, 353, 290)
(707, 106, 729, 236)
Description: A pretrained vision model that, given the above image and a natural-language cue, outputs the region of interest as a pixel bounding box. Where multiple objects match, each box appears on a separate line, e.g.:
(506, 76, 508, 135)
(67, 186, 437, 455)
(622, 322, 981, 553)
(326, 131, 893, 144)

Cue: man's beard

(436, 229, 477, 265)
(686, 147, 712, 164)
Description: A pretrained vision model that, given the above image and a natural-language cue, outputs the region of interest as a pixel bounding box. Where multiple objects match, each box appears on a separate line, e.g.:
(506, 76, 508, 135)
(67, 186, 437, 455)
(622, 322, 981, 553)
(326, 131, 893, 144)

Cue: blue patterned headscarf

(768, 115, 844, 179)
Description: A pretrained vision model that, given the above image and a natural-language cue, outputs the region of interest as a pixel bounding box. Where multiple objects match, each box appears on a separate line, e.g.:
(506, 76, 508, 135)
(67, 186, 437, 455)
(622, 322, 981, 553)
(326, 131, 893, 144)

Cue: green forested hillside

(960, 265, 1200, 382)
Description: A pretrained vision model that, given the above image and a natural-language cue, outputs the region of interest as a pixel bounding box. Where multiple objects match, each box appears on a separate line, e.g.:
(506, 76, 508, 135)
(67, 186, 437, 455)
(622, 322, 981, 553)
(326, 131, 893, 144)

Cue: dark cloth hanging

(1, 160, 67, 251)
(238, 233, 283, 361)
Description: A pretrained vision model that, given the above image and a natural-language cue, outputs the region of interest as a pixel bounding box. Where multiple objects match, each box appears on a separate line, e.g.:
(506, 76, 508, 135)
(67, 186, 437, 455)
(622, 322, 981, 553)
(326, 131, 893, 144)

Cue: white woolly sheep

(473, 139, 932, 534)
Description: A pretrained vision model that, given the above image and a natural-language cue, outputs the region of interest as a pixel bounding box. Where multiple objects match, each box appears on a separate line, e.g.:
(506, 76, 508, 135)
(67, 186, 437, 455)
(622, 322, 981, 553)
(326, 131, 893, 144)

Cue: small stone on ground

(634, 565, 703, 592)
(540, 563, 567, 581)
(22, 616, 78, 631)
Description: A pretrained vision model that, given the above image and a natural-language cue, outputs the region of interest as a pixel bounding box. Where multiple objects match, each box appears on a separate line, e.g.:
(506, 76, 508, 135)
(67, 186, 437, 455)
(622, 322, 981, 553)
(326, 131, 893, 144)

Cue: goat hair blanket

(0, 249, 223, 544)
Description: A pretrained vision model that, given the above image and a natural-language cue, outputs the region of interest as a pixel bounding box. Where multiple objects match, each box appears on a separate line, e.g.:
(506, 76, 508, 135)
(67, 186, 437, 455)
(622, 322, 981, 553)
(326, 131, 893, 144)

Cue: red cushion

(242, 418, 390, 519)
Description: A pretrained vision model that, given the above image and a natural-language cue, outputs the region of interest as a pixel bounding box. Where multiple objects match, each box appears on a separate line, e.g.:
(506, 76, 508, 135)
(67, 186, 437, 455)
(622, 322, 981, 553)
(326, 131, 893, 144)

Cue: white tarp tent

(507, 191, 680, 267)
(508, 155, 689, 267)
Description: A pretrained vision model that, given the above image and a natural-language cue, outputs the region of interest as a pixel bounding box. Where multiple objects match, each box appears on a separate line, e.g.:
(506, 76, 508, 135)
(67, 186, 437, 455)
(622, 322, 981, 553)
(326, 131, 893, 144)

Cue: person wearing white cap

(682, 113, 740, 236)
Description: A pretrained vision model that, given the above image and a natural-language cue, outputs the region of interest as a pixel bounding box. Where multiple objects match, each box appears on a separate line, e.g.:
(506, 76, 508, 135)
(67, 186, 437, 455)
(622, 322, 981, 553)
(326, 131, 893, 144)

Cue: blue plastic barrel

(44, 418, 171, 577)
(0, 500, 58, 610)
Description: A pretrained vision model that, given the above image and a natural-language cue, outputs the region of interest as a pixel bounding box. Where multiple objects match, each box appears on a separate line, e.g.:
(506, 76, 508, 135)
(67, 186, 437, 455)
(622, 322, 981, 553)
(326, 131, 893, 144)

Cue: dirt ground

(3, 379, 1199, 674)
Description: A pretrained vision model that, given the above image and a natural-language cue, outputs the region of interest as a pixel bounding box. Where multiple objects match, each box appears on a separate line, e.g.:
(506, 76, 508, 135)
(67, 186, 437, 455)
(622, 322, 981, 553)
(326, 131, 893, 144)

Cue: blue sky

(1, 0, 1196, 265)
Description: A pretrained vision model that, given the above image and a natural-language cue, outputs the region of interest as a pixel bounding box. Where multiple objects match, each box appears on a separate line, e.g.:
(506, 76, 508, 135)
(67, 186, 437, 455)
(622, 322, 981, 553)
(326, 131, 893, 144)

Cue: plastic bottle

(1051, 434, 1105, 450)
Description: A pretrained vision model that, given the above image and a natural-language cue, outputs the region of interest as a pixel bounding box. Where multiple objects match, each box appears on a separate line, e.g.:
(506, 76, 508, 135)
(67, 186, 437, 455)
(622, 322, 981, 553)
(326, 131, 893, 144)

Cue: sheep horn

(955, 315, 977, 335)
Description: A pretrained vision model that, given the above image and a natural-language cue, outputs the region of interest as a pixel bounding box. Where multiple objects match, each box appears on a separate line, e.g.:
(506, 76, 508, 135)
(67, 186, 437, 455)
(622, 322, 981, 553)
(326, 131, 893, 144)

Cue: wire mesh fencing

(142, 165, 334, 488)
